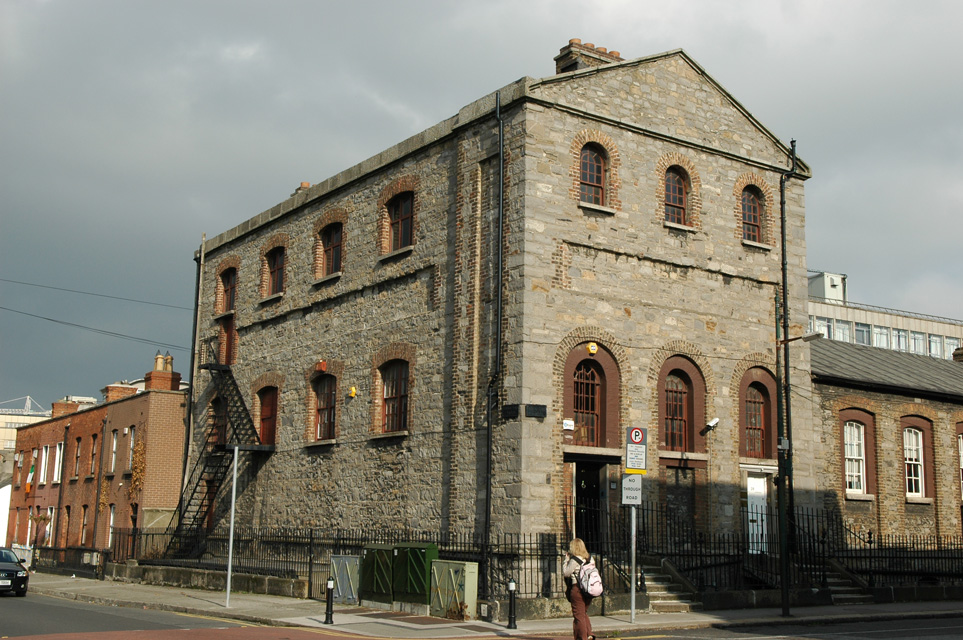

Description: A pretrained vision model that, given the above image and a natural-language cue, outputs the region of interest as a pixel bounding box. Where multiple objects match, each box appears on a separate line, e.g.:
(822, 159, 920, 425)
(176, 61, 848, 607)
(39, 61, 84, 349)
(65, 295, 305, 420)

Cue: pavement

(25, 571, 963, 638)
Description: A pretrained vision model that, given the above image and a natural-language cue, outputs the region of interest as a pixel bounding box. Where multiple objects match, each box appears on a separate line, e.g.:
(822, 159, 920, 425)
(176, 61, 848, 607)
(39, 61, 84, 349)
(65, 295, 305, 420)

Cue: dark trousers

(567, 584, 593, 640)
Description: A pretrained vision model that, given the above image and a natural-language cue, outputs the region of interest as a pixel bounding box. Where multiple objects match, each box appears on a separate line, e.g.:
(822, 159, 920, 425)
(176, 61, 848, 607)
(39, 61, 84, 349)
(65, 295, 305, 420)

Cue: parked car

(0, 548, 29, 597)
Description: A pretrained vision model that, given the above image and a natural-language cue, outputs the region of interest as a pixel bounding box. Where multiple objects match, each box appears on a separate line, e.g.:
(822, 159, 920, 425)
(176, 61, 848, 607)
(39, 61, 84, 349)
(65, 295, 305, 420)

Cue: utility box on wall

(331, 555, 360, 604)
(359, 544, 394, 604)
(430, 560, 479, 620)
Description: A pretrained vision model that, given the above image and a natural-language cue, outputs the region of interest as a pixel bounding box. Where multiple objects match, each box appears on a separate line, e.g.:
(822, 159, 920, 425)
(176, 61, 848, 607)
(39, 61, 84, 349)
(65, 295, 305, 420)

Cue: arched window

(220, 268, 237, 312)
(739, 368, 777, 459)
(381, 360, 409, 433)
(266, 247, 285, 295)
(321, 223, 343, 276)
(314, 374, 337, 440)
(658, 355, 706, 455)
(573, 360, 603, 446)
(258, 386, 278, 446)
(904, 427, 924, 497)
(579, 145, 606, 205)
(665, 168, 688, 225)
(742, 187, 763, 242)
(388, 193, 414, 251)
(744, 384, 766, 458)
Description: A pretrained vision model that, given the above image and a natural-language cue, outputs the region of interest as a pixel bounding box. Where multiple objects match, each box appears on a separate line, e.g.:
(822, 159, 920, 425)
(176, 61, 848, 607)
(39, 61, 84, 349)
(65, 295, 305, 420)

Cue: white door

(746, 475, 768, 554)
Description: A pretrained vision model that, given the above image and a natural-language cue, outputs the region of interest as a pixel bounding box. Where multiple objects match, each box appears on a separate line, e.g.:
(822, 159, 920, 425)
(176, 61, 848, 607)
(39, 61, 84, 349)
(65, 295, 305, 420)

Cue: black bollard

(323, 576, 335, 624)
(507, 578, 517, 629)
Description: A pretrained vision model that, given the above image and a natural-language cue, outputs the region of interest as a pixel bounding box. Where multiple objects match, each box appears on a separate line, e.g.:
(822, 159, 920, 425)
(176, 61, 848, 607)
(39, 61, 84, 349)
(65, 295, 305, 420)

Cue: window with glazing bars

(665, 374, 688, 451)
(573, 360, 601, 446)
(322, 224, 342, 275)
(904, 427, 924, 497)
(579, 146, 605, 205)
(742, 188, 761, 242)
(958, 433, 963, 498)
(221, 268, 237, 311)
(664, 169, 687, 225)
(389, 193, 414, 251)
(844, 420, 865, 493)
(315, 375, 337, 440)
(382, 360, 409, 432)
(744, 385, 765, 458)
(267, 248, 285, 295)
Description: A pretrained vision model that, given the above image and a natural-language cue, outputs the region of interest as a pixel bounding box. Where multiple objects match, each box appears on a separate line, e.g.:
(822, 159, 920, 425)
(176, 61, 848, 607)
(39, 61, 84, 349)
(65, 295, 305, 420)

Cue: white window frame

(904, 427, 924, 497)
(53, 441, 63, 483)
(128, 426, 136, 470)
(81, 505, 89, 545)
(813, 316, 833, 340)
(893, 329, 909, 352)
(958, 433, 963, 500)
(945, 336, 960, 359)
(844, 420, 866, 494)
(929, 334, 943, 358)
(38, 445, 48, 485)
(855, 323, 871, 346)
(45, 506, 55, 545)
(911, 331, 926, 355)
(108, 504, 116, 547)
(835, 321, 852, 344)
(873, 325, 890, 349)
(110, 430, 118, 473)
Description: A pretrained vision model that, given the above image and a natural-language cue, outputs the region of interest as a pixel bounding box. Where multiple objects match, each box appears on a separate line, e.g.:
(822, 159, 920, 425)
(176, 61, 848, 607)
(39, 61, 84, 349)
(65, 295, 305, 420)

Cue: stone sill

(742, 239, 773, 251)
(378, 246, 414, 262)
(845, 492, 875, 502)
(305, 439, 337, 449)
(664, 221, 696, 234)
(259, 292, 284, 305)
(578, 202, 618, 216)
(561, 445, 623, 458)
(312, 272, 342, 287)
(213, 310, 235, 321)
(370, 430, 409, 441)
(69, 476, 79, 483)
(659, 451, 708, 461)
(906, 496, 934, 505)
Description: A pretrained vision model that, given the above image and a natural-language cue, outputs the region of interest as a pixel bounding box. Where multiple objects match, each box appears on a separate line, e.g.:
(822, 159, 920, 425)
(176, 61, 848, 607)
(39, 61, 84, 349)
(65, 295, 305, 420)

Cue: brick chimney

(555, 38, 624, 74)
(954, 346, 963, 363)
(144, 351, 183, 391)
(103, 384, 138, 403)
(291, 181, 311, 197)
(51, 400, 81, 418)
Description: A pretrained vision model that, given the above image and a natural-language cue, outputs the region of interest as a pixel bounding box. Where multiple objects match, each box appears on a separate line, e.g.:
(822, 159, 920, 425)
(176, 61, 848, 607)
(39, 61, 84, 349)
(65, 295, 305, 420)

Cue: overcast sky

(2, 0, 962, 410)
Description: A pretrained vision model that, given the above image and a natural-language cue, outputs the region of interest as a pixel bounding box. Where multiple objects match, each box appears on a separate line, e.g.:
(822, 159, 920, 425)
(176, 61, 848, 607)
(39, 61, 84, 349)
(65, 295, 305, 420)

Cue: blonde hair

(568, 538, 589, 558)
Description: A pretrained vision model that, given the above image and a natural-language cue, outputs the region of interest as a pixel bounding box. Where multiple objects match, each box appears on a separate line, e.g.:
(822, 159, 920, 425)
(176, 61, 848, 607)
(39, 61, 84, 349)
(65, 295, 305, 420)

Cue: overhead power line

(0, 278, 193, 311)
(0, 305, 188, 352)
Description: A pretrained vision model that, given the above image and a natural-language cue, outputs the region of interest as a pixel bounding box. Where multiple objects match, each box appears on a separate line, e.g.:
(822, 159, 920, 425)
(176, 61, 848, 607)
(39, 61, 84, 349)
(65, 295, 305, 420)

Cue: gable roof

(810, 339, 963, 402)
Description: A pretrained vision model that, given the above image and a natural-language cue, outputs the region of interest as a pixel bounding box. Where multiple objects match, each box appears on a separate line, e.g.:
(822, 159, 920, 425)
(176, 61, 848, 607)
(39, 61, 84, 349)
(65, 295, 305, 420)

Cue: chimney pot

(954, 347, 963, 363)
(610, 51, 620, 58)
(597, 47, 607, 53)
(584, 43, 595, 49)
(569, 38, 581, 45)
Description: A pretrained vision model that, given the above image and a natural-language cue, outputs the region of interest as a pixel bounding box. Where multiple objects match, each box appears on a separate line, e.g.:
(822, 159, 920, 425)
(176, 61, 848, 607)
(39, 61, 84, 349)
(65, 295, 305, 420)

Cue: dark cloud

(2, 0, 962, 407)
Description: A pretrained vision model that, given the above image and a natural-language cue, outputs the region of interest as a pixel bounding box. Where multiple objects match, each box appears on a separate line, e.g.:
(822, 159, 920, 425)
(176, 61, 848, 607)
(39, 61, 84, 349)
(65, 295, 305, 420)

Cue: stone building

(810, 339, 963, 536)
(187, 41, 814, 542)
(6, 355, 188, 549)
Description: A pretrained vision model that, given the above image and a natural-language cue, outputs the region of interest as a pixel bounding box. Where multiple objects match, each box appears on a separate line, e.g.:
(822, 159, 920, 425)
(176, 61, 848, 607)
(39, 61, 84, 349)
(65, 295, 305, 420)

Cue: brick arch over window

(214, 256, 241, 313)
(259, 234, 290, 297)
(377, 175, 420, 255)
(561, 342, 622, 449)
(738, 367, 777, 459)
(552, 327, 627, 425)
(371, 342, 417, 434)
(304, 359, 345, 442)
(250, 372, 285, 445)
(569, 130, 622, 210)
(733, 174, 775, 246)
(313, 208, 349, 279)
(656, 152, 702, 228)
(838, 407, 878, 496)
(901, 414, 935, 499)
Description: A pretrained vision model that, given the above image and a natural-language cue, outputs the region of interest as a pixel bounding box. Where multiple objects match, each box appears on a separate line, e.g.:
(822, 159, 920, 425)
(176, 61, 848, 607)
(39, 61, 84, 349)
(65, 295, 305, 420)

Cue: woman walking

(562, 538, 595, 640)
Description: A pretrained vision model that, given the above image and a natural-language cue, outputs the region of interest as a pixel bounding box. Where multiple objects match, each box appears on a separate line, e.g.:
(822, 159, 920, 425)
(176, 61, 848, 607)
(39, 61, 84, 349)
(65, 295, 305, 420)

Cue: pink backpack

(578, 558, 604, 597)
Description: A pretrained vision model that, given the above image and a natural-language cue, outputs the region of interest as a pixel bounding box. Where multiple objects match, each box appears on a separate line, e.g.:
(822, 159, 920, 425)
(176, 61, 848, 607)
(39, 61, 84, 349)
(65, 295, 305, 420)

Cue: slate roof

(810, 339, 963, 402)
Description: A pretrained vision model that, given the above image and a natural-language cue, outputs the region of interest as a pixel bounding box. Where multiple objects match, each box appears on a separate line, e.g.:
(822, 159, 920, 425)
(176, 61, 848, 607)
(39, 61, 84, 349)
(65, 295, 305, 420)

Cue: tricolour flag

(25, 463, 34, 494)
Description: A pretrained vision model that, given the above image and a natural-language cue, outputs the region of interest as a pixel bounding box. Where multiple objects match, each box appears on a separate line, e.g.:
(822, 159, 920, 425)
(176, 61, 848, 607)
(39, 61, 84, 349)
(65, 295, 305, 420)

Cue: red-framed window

(315, 374, 337, 440)
(321, 223, 342, 275)
(744, 384, 766, 458)
(580, 145, 605, 205)
(388, 193, 414, 251)
(266, 248, 285, 295)
(664, 374, 689, 451)
(221, 268, 237, 312)
(665, 169, 687, 225)
(258, 386, 278, 446)
(742, 188, 762, 242)
(572, 360, 603, 446)
(382, 360, 409, 433)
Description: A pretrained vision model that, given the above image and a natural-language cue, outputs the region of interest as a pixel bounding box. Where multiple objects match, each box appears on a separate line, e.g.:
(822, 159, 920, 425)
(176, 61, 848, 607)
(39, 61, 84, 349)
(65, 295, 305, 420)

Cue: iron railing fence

(32, 546, 105, 580)
(836, 531, 963, 588)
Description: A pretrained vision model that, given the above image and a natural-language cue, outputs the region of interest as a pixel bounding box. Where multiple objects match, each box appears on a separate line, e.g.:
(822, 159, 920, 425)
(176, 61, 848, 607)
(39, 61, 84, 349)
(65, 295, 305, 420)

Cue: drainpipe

(778, 141, 798, 515)
(483, 90, 505, 600)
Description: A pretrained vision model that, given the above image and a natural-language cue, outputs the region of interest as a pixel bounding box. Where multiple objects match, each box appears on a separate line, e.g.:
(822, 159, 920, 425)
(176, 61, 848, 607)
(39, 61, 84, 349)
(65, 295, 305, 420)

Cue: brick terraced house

(185, 41, 819, 543)
(6, 355, 188, 550)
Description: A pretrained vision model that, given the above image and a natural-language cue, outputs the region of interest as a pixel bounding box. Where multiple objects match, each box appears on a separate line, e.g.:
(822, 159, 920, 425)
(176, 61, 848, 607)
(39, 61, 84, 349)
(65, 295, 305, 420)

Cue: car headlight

(16, 570, 27, 577)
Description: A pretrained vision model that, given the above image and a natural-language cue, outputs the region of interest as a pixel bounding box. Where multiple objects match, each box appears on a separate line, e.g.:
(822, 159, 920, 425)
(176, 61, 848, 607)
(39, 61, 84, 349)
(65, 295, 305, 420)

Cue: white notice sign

(622, 473, 642, 505)
(625, 427, 647, 475)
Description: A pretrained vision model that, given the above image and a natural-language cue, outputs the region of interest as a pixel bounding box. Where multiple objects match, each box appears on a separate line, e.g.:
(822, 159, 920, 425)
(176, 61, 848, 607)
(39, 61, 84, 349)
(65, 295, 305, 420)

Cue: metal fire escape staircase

(167, 340, 273, 558)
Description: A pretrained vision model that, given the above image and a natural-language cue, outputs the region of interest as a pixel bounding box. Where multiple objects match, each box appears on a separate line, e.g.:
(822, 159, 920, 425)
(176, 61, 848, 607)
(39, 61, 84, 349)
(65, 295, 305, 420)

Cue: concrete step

(832, 593, 874, 605)
(649, 600, 703, 613)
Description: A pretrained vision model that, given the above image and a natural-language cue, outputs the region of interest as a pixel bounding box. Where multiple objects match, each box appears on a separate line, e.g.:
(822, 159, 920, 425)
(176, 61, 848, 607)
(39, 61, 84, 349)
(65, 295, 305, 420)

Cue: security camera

(707, 418, 720, 429)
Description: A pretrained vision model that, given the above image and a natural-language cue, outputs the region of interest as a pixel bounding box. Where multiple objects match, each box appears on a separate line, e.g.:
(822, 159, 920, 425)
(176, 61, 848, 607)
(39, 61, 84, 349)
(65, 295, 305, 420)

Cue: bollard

(323, 576, 335, 624)
(507, 577, 517, 630)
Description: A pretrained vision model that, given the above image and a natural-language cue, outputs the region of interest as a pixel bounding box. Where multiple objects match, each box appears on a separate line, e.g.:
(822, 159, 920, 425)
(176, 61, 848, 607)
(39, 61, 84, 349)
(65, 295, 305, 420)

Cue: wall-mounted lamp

(586, 342, 598, 356)
(706, 417, 720, 431)
(777, 331, 822, 346)
(349, 387, 357, 398)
